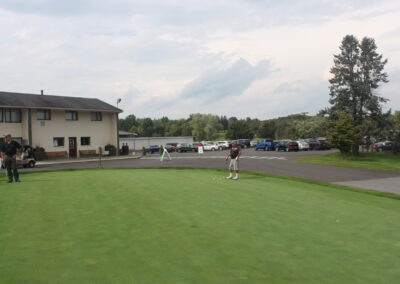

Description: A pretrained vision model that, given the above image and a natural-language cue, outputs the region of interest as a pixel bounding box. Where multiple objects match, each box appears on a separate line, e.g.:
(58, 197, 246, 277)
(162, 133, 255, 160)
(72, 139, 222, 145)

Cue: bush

(327, 112, 360, 154)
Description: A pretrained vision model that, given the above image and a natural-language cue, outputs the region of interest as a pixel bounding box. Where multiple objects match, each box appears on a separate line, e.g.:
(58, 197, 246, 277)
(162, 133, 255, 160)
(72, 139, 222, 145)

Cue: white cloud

(0, 1, 399, 119)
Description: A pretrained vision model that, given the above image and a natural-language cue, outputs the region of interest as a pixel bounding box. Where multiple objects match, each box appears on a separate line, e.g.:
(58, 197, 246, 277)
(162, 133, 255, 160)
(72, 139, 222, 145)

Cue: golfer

(225, 141, 242, 180)
(0, 134, 22, 183)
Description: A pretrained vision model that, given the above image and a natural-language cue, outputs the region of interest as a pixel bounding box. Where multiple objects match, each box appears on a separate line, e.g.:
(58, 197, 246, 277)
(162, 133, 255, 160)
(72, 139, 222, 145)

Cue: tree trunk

(351, 143, 359, 156)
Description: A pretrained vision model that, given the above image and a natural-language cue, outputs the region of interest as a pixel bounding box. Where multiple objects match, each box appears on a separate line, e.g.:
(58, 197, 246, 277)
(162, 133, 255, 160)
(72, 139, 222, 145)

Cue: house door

(69, 137, 77, 158)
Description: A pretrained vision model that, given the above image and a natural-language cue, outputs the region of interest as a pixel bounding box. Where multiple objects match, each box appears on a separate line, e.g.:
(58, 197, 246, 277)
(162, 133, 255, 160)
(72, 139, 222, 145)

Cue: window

(0, 108, 3, 122)
(37, 109, 51, 120)
(81, 137, 91, 146)
(91, 112, 102, 121)
(53, 137, 65, 147)
(65, 111, 78, 121)
(4, 108, 21, 122)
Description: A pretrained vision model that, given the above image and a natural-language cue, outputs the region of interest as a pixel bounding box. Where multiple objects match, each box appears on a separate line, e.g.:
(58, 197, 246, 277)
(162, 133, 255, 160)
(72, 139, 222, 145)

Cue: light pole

(116, 98, 122, 155)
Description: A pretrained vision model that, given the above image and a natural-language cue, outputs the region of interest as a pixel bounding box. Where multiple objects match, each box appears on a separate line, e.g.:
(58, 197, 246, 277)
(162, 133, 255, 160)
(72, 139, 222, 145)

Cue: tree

(391, 111, 400, 154)
(118, 114, 138, 131)
(327, 112, 360, 154)
(137, 118, 154, 137)
(258, 120, 276, 139)
(189, 114, 222, 141)
(328, 35, 388, 155)
(226, 120, 254, 140)
(219, 116, 229, 130)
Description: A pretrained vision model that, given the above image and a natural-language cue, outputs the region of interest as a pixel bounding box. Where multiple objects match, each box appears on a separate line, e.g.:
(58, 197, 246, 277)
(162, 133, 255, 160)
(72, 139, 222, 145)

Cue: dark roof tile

(0, 91, 122, 112)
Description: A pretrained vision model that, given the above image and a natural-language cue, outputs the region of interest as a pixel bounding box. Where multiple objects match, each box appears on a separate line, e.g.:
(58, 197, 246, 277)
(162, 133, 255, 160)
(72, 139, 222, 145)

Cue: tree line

(119, 34, 400, 155)
(119, 112, 329, 141)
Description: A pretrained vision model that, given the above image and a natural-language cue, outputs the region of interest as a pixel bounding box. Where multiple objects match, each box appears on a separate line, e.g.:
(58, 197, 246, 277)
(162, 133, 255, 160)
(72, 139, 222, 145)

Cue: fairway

(0, 168, 399, 283)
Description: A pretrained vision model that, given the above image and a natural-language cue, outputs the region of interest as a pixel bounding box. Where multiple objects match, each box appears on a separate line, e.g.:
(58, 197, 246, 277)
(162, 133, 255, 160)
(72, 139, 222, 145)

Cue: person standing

(1, 134, 22, 183)
(225, 141, 242, 180)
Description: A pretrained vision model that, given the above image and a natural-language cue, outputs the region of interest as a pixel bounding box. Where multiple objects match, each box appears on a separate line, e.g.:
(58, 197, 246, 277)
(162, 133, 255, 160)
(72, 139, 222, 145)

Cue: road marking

(141, 155, 287, 160)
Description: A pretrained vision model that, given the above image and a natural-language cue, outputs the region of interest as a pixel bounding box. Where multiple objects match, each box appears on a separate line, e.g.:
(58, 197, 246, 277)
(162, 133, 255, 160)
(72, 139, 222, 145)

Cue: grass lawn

(293, 151, 400, 172)
(0, 168, 399, 283)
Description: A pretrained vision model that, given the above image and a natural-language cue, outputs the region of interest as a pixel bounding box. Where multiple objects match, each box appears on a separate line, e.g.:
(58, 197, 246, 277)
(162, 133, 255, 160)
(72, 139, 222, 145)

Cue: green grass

(0, 168, 399, 283)
(293, 151, 400, 172)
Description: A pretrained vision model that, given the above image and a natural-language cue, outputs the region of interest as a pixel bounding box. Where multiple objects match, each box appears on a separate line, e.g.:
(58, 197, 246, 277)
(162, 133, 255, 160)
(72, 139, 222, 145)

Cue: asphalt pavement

(19, 149, 400, 194)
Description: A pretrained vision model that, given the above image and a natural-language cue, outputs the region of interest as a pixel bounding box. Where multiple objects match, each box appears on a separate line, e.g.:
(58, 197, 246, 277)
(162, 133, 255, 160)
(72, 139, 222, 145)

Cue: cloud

(179, 59, 272, 102)
(0, 1, 399, 120)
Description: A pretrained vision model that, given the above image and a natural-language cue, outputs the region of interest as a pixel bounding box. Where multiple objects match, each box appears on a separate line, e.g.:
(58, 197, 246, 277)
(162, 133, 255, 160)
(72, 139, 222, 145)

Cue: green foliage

(226, 120, 254, 139)
(118, 114, 138, 131)
(390, 111, 400, 154)
(327, 112, 360, 154)
(257, 120, 276, 139)
(189, 113, 222, 141)
(328, 35, 388, 155)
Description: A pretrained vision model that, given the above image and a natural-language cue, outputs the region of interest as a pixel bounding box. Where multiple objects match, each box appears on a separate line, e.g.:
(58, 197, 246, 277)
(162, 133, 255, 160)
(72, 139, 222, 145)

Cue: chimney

(41, 90, 44, 95)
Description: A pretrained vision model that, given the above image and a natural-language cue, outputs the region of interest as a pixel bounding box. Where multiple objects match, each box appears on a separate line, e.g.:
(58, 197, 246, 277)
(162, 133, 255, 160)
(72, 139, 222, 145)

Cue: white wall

(120, 137, 194, 150)
(31, 110, 118, 155)
(0, 110, 24, 138)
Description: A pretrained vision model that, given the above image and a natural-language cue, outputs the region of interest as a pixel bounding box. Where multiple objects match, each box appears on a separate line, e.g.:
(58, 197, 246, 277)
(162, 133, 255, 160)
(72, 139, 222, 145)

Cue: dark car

(164, 145, 176, 152)
(176, 143, 195, 152)
(306, 138, 332, 150)
(193, 142, 203, 152)
(276, 141, 299, 152)
(146, 145, 160, 154)
(237, 139, 251, 148)
(229, 139, 250, 148)
(373, 140, 392, 152)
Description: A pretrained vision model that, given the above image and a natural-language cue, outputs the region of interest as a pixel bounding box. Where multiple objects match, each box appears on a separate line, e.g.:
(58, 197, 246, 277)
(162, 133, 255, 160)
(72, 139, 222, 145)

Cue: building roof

(0, 91, 122, 113)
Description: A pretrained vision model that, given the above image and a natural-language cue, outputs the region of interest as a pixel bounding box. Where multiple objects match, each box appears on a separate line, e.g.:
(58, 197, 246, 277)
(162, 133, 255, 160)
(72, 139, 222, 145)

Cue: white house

(0, 91, 122, 158)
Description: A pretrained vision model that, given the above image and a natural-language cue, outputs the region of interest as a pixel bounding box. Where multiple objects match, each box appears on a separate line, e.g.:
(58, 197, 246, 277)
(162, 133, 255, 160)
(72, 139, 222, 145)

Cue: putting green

(0, 168, 399, 283)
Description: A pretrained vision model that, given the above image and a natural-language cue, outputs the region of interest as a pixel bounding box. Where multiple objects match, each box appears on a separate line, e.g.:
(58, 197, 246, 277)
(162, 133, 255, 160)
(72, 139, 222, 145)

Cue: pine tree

(328, 35, 388, 155)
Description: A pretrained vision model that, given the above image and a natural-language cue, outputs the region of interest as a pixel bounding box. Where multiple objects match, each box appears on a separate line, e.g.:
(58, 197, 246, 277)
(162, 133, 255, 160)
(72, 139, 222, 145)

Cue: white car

(297, 140, 310, 151)
(203, 142, 219, 151)
(217, 141, 230, 150)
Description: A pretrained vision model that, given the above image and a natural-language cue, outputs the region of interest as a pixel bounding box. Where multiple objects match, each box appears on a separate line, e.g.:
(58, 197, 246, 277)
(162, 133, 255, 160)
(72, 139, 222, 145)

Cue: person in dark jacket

(1, 134, 22, 183)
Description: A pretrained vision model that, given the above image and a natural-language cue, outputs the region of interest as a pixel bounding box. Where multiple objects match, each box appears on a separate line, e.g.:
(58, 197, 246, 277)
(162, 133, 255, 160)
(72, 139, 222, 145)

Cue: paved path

(21, 150, 400, 195)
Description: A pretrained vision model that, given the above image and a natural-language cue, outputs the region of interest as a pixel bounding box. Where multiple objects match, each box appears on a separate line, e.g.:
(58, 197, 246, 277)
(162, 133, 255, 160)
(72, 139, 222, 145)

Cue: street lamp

(116, 98, 122, 155)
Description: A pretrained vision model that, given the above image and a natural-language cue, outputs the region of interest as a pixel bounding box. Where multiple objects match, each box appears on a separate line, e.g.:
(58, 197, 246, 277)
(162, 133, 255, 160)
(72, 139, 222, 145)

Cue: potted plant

(34, 146, 47, 161)
(105, 144, 117, 156)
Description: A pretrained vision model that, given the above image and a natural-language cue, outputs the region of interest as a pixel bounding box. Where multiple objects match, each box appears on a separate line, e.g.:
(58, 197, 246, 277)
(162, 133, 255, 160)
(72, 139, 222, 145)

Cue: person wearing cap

(225, 141, 242, 180)
(1, 134, 22, 183)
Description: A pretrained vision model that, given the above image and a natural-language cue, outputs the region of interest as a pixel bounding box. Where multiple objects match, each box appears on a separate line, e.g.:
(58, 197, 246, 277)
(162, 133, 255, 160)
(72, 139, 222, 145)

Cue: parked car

(217, 141, 230, 150)
(373, 140, 392, 152)
(193, 142, 203, 152)
(276, 141, 299, 152)
(250, 140, 259, 147)
(176, 143, 195, 152)
(296, 140, 310, 151)
(255, 139, 279, 151)
(203, 142, 219, 151)
(306, 138, 332, 150)
(146, 145, 160, 154)
(164, 145, 177, 152)
(237, 139, 251, 148)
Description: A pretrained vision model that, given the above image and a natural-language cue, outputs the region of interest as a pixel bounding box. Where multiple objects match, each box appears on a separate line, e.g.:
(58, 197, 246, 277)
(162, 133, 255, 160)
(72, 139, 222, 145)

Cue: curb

(36, 155, 141, 166)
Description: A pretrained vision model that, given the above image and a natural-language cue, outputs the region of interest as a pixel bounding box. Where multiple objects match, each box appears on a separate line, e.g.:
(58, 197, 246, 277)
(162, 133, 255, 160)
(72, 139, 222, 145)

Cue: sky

(0, 0, 399, 119)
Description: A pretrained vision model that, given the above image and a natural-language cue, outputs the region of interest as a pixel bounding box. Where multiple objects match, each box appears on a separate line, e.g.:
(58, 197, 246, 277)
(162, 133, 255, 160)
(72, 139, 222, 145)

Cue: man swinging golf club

(226, 141, 242, 180)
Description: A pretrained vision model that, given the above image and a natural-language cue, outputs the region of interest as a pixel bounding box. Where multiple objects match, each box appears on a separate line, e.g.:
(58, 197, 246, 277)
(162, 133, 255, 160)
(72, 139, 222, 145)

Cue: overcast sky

(0, 0, 399, 119)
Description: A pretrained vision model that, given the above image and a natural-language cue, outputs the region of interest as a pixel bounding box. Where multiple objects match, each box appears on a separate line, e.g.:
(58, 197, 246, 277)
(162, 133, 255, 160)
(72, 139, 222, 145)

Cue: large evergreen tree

(328, 35, 388, 155)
